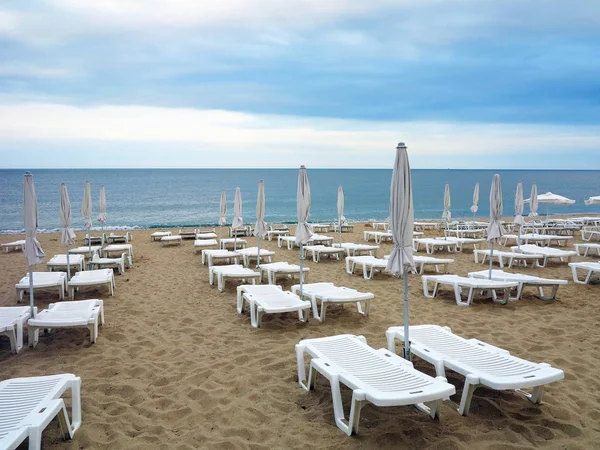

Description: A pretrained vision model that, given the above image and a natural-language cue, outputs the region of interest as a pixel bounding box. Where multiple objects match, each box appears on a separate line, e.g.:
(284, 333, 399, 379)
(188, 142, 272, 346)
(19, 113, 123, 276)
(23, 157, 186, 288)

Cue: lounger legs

(458, 374, 480, 415)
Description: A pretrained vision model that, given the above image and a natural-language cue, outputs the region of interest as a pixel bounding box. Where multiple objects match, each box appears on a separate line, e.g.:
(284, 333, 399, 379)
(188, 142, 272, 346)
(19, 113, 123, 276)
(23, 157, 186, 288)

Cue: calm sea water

(1, 169, 599, 233)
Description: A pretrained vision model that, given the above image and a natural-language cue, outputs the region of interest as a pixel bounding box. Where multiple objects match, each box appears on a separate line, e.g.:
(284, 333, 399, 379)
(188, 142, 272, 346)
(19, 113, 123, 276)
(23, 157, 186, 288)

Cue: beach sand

(0, 224, 599, 449)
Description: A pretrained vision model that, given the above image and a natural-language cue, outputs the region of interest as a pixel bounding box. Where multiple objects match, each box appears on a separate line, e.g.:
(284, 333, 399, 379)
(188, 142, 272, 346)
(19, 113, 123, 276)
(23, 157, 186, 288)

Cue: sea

(1, 169, 599, 234)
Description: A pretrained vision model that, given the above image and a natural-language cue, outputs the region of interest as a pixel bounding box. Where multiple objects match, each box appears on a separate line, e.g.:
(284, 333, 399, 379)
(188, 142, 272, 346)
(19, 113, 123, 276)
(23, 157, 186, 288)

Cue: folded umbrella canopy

(487, 174, 505, 279)
(514, 182, 526, 251)
(385, 143, 416, 361)
(232, 187, 243, 250)
(470, 183, 479, 215)
(98, 185, 107, 230)
(295, 166, 314, 296)
(24, 172, 45, 317)
(442, 184, 451, 237)
(528, 184, 538, 218)
(60, 183, 76, 278)
(254, 180, 268, 266)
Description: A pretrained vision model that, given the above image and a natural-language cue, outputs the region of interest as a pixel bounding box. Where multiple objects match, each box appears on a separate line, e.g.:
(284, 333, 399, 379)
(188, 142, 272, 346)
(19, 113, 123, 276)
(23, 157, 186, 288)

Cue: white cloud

(0, 64, 78, 78)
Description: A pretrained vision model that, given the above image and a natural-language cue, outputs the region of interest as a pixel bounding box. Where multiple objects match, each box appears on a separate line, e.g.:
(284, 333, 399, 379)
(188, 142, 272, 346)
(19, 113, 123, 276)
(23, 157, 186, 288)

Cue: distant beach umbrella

(82, 181, 93, 254)
(254, 180, 267, 266)
(337, 185, 344, 245)
(60, 183, 76, 278)
(487, 174, 505, 279)
(528, 184, 538, 218)
(525, 191, 575, 217)
(296, 166, 313, 296)
(219, 189, 227, 242)
(514, 182, 526, 251)
(585, 196, 600, 206)
(470, 183, 479, 215)
(98, 185, 107, 229)
(24, 172, 45, 317)
(385, 143, 416, 361)
(442, 184, 451, 237)
(232, 187, 243, 250)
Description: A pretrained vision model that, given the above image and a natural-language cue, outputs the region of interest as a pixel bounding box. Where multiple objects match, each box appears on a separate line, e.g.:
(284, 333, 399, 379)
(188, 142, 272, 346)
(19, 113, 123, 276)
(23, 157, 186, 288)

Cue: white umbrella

(295, 166, 313, 296)
(528, 184, 538, 217)
(232, 187, 243, 251)
(442, 184, 451, 237)
(525, 191, 575, 217)
(98, 185, 107, 230)
(60, 183, 76, 278)
(24, 172, 45, 318)
(337, 185, 344, 245)
(219, 189, 227, 242)
(470, 183, 479, 217)
(514, 181, 526, 251)
(487, 174, 505, 279)
(82, 181, 92, 255)
(254, 180, 267, 266)
(585, 196, 600, 206)
(385, 143, 416, 361)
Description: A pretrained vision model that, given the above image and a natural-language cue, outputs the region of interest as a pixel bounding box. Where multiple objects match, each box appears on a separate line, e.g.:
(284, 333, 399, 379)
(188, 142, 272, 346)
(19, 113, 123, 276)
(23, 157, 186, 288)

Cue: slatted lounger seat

(363, 230, 393, 243)
(236, 284, 283, 312)
(291, 282, 374, 322)
(258, 262, 309, 284)
(473, 249, 543, 268)
(445, 228, 487, 238)
(178, 229, 197, 239)
(209, 264, 260, 292)
(239, 285, 310, 327)
(69, 245, 103, 260)
(302, 245, 345, 262)
(414, 221, 439, 231)
(574, 243, 600, 257)
(569, 262, 600, 284)
(502, 234, 572, 247)
(196, 231, 217, 240)
(445, 237, 486, 252)
(28, 299, 105, 346)
(1, 239, 26, 253)
(0, 374, 82, 450)
(67, 269, 115, 299)
(107, 231, 132, 243)
(0, 306, 36, 353)
(580, 228, 600, 242)
(295, 334, 456, 435)
(413, 238, 459, 254)
(236, 246, 276, 266)
(512, 245, 576, 267)
(413, 255, 454, 274)
(266, 228, 290, 241)
(309, 234, 334, 246)
(278, 235, 298, 250)
(345, 256, 388, 279)
(46, 254, 85, 274)
(201, 249, 241, 267)
(333, 243, 379, 257)
(219, 238, 248, 250)
(161, 235, 182, 246)
(468, 269, 568, 301)
(370, 222, 389, 230)
(332, 223, 355, 233)
(310, 223, 330, 233)
(422, 274, 519, 306)
(89, 252, 127, 274)
(151, 231, 171, 241)
(83, 234, 106, 245)
(193, 239, 219, 253)
(16, 272, 67, 301)
(386, 325, 565, 415)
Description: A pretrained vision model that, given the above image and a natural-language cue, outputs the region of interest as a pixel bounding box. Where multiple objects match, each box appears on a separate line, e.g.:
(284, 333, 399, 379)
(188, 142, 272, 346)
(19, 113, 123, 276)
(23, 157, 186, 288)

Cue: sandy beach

(1, 223, 599, 449)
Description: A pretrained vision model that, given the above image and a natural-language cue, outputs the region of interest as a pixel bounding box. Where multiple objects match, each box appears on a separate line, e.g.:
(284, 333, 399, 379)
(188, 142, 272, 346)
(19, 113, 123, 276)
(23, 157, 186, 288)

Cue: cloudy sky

(1, 0, 599, 168)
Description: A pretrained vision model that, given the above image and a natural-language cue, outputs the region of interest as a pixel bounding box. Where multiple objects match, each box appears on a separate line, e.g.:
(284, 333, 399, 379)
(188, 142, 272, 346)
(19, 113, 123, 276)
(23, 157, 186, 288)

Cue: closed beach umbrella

(442, 184, 451, 237)
(296, 166, 314, 295)
(24, 172, 45, 318)
(385, 143, 416, 361)
(514, 182, 526, 251)
(585, 196, 600, 206)
(60, 183, 76, 278)
(232, 187, 243, 250)
(337, 185, 344, 245)
(254, 180, 267, 266)
(487, 174, 505, 279)
(98, 185, 107, 229)
(529, 184, 538, 217)
(219, 189, 227, 241)
(470, 183, 479, 216)
(82, 181, 92, 254)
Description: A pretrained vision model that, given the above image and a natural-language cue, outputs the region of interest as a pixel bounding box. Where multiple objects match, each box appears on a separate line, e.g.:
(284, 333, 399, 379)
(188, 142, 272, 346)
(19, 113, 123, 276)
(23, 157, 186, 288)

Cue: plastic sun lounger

(422, 274, 519, 306)
(295, 334, 456, 435)
(107, 231, 132, 243)
(332, 243, 379, 257)
(512, 245, 576, 267)
(258, 262, 309, 284)
(0, 373, 82, 450)
(89, 252, 127, 274)
(445, 237, 486, 252)
(0, 306, 37, 353)
(196, 231, 217, 239)
(291, 282, 374, 322)
(309, 234, 334, 245)
(363, 231, 393, 243)
(468, 269, 568, 301)
(219, 238, 248, 250)
(102, 244, 134, 268)
(473, 249, 543, 268)
(414, 222, 439, 231)
(15, 272, 67, 302)
(266, 229, 290, 241)
(209, 265, 260, 292)
(518, 234, 573, 247)
(278, 236, 298, 249)
(161, 235, 182, 246)
(69, 245, 103, 259)
(370, 222, 389, 230)
(386, 325, 565, 415)
(569, 262, 600, 284)
(178, 229, 197, 239)
(345, 256, 388, 279)
(575, 243, 600, 257)
(310, 224, 330, 233)
(47, 254, 86, 273)
(580, 228, 600, 242)
(201, 249, 241, 267)
(83, 233, 106, 245)
(413, 238, 458, 254)
(413, 255, 454, 274)
(303, 245, 345, 262)
(240, 288, 311, 328)
(1, 240, 26, 253)
(236, 246, 276, 267)
(151, 231, 171, 241)
(193, 239, 219, 253)
(67, 269, 115, 299)
(236, 284, 283, 313)
(28, 299, 105, 346)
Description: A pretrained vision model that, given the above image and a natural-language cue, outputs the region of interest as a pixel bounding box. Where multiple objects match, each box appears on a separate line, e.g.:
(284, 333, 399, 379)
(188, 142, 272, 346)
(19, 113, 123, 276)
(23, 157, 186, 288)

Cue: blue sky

(0, 0, 599, 168)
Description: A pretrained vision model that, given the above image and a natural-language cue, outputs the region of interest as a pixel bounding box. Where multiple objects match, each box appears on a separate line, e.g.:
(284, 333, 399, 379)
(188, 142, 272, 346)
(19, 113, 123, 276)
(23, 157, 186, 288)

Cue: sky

(0, 0, 599, 169)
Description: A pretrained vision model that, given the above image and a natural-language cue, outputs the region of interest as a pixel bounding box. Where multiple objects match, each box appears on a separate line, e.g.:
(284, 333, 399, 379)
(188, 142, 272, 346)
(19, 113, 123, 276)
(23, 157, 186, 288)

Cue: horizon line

(2, 167, 600, 171)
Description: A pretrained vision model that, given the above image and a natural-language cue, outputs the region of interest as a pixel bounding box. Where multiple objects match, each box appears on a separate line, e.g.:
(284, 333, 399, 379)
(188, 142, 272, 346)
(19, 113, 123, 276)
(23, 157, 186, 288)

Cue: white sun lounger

(28, 299, 105, 346)
(345, 256, 388, 279)
(89, 252, 127, 274)
(236, 246, 276, 267)
(278, 235, 298, 249)
(102, 244, 134, 268)
(239, 286, 310, 327)
(413, 255, 454, 274)
(219, 238, 248, 250)
(291, 282, 374, 322)
(193, 239, 219, 253)
(0, 306, 37, 353)
(422, 274, 519, 306)
(46, 254, 86, 274)
(1, 239, 26, 253)
(161, 235, 182, 246)
(468, 269, 568, 301)
(16, 272, 67, 302)
(295, 334, 456, 435)
(363, 230, 393, 243)
(310, 223, 330, 233)
(209, 264, 260, 292)
(580, 228, 600, 242)
(67, 269, 115, 299)
(303, 245, 345, 262)
(0, 373, 82, 450)
(574, 243, 600, 257)
(236, 284, 283, 312)
(370, 221, 389, 230)
(473, 249, 543, 268)
(83, 233, 106, 245)
(445, 237, 486, 252)
(201, 249, 241, 267)
(266, 228, 290, 241)
(386, 325, 565, 415)
(414, 221, 439, 231)
(151, 231, 171, 241)
(196, 231, 217, 240)
(413, 238, 458, 254)
(512, 245, 576, 267)
(69, 245, 103, 260)
(107, 231, 132, 243)
(569, 262, 600, 284)
(309, 234, 334, 246)
(178, 229, 197, 239)
(258, 262, 309, 285)
(333, 242, 379, 257)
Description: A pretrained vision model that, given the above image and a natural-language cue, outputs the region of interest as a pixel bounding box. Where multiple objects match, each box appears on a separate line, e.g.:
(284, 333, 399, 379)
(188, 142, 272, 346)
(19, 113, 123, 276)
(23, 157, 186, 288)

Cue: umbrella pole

(299, 243, 304, 296)
(402, 271, 410, 361)
(489, 242, 494, 279)
(256, 236, 261, 268)
(28, 265, 35, 318)
(338, 222, 343, 246)
(234, 234, 237, 252)
(88, 226, 92, 255)
(66, 246, 71, 279)
(517, 227, 521, 252)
